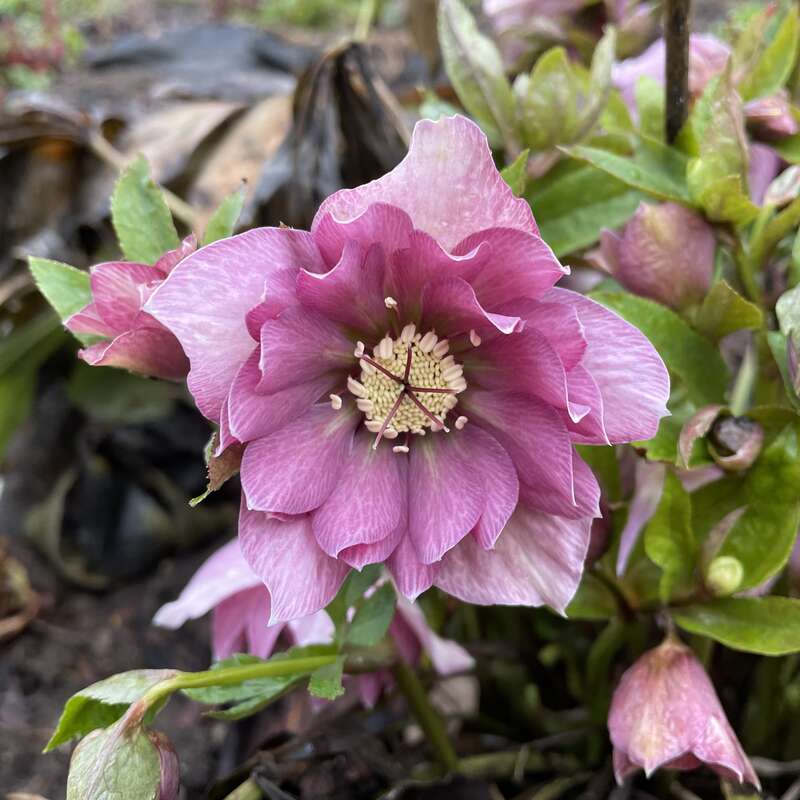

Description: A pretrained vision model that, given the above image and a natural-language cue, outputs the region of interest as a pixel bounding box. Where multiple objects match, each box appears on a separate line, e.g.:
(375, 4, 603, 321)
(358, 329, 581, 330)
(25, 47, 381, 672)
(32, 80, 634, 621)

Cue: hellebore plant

(145, 114, 669, 621)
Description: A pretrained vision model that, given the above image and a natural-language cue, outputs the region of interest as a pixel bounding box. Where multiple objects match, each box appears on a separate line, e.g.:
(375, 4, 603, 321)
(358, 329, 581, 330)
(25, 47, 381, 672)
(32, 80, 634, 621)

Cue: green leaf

(202, 186, 245, 245)
(346, 582, 396, 647)
(437, 0, 516, 147)
(528, 163, 645, 256)
(674, 597, 800, 655)
(326, 564, 382, 631)
(644, 471, 696, 602)
(635, 76, 665, 140)
(46, 669, 176, 751)
(690, 426, 800, 591)
(738, 5, 799, 100)
(776, 283, 800, 337)
(522, 47, 578, 149)
(28, 257, 94, 344)
(66, 721, 162, 800)
(767, 330, 800, 407)
(694, 280, 763, 340)
(560, 138, 691, 203)
(565, 573, 619, 620)
(635, 398, 697, 463)
(583, 25, 617, 132)
(110, 155, 179, 264)
(308, 656, 346, 700)
(500, 149, 529, 197)
(775, 133, 800, 164)
(590, 291, 729, 405)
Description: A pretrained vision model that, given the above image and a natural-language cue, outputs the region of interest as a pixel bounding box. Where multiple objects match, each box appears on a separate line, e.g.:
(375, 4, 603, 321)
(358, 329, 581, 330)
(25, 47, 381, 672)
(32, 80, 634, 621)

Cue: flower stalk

(664, 0, 691, 142)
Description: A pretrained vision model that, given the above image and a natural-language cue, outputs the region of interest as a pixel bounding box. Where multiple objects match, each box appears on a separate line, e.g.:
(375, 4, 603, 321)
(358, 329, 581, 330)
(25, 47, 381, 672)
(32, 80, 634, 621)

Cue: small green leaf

(561, 138, 691, 203)
(111, 155, 179, 264)
(767, 330, 800, 407)
(347, 582, 397, 647)
(690, 174, 759, 226)
(635, 76, 665, 140)
(308, 656, 346, 700)
(202, 187, 245, 245)
(674, 597, 800, 655)
(644, 471, 696, 602)
(565, 573, 619, 620)
(590, 291, 729, 405)
(326, 564, 382, 631)
(437, 0, 516, 147)
(500, 149, 529, 197)
(738, 4, 800, 101)
(522, 47, 578, 149)
(46, 669, 176, 751)
(694, 280, 763, 340)
(66, 721, 162, 800)
(774, 133, 800, 164)
(28, 257, 94, 343)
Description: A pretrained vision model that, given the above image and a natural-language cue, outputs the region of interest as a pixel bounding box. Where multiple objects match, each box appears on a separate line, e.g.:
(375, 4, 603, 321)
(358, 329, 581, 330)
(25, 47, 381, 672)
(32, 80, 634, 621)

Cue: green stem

(353, 0, 377, 40)
(223, 778, 263, 800)
(141, 655, 338, 709)
(751, 196, 800, 272)
(393, 660, 459, 772)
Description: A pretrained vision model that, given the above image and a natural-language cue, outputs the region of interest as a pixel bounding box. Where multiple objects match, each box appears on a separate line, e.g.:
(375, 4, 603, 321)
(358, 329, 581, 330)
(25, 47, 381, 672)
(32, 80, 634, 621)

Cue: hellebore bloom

(65, 236, 194, 380)
(609, 637, 760, 788)
(591, 202, 714, 310)
(154, 538, 474, 704)
(146, 115, 669, 622)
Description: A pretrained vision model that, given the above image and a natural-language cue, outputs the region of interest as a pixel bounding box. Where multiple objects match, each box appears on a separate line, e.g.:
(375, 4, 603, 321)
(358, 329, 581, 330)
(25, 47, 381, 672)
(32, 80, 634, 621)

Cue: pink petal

(153, 538, 260, 628)
(519, 449, 601, 520)
(522, 301, 587, 371)
(466, 425, 518, 550)
(145, 227, 324, 421)
(65, 302, 112, 337)
(312, 115, 537, 252)
(212, 586, 281, 660)
(296, 237, 388, 335)
(78, 328, 189, 381)
(387, 535, 439, 600)
(90, 261, 163, 332)
(544, 288, 670, 443)
(258, 306, 353, 394)
(227, 348, 337, 444)
(241, 405, 357, 514)
(693, 717, 760, 788)
(408, 434, 485, 564)
(562, 365, 610, 444)
(462, 390, 577, 515)
(435, 504, 592, 611)
(153, 234, 197, 275)
(453, 228, 567, 306)
(616, 460, 667, 575)
(239, 507, 350, 623)
(313, 432, 404, 557)
(749, 143, 782, 205)
(356, 673, 386, 708)
(287, 610, 336, 647)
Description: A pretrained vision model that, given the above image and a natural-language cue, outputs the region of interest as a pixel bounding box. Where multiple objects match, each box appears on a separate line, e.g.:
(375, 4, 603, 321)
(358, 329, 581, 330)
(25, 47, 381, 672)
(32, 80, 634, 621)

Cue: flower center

(345, 324, 467, 449)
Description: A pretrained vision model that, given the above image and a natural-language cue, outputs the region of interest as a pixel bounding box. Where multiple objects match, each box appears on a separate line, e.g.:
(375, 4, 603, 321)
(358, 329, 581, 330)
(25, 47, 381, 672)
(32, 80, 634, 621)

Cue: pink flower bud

(609, 637, 759, 788)
(745, 91, 800, 140)
(592, 203, 714, 310)
(146, 729, 180, 800)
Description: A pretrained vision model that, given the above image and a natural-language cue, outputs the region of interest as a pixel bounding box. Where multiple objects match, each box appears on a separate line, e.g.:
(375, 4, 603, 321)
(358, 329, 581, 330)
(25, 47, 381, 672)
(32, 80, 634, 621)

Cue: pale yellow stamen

(384, 296, 398, 309)
(455, 415, 468, 430)
(469, 329, 482, 347)
(330, 393, 342, 410)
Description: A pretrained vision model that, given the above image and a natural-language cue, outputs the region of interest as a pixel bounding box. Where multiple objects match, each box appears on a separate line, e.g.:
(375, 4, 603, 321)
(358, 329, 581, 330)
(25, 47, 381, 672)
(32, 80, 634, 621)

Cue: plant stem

(223, 778, 263, 800)
(664, 0, 691, 143)
(393, 660, 459, 772)
(354, 0, 377, 41)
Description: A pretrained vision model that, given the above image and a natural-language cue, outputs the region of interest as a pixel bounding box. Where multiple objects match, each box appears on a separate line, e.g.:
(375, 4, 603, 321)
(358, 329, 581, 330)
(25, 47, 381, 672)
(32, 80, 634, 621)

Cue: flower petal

(65, 303, 112, 338)
(78, 328, 189, 381)
(145, 227, 324, 420)
(408, 433, 485, 564)
(312, 115, 537, 251)
(522, 301, 587, 371)
(239, 506, 350, 623)
(387, 535, 439, 600)
(313, 432, 404, 557)
(212, 586, 282, 660)
(241, 404, 357, 514)
(616, 460, 666, 575)
(545, 288, 669, 442)
(435, 504, 592, 611)
(153, 234, 197, 275)
(153, 538, 260, 628)
(258, 306, 353, 394)
(90, 261, 163, 332)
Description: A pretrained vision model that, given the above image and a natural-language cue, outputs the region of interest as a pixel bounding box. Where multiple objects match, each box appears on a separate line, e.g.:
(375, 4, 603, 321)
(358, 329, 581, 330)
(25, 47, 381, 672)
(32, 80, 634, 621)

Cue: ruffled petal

(286, 610, 336, 647)
(153, 234, 197, 275)
(90, 261, 163, 332)
(387, 535, 439, 600)
(312, 115, 537, 251)
(145, 227, 324, 421)
(153, 538, 260, 628)
(258, 306, 353, 394)
(408, 433, 484, 564)
(521, 301, 587, 371)
(435, 505, 592, 611)
(241, 405, 357, 514)
(65, 302, 112, 338)
(212, 587, 282, 660)
(519, 449, 601, 520)
(239, 506, 350, 623)
(312, 432, 404, 557)
(544, 288, 669, 442)
(78, 328, 189, 381)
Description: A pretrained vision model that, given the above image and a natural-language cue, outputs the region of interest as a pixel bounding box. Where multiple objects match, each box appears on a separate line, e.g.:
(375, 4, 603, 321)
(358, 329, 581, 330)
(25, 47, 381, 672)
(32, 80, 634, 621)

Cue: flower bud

(591, 203, 714, 310)
(745, 91, 800, 140)
(709, 415, 763, 472)
(705, 556, 744, 597)
(609, 637, 759, 788)
(146, 729, 180, 800)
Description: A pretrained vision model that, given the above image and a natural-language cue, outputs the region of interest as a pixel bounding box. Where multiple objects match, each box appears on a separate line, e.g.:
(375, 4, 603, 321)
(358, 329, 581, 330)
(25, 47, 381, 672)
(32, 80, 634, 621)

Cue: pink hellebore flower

(592, 202, 715, 311)
(609, 637, 760, 788)
(154, 539, 474, 705)
(65, 236, 195, 380)
(146, 116, 669, 622)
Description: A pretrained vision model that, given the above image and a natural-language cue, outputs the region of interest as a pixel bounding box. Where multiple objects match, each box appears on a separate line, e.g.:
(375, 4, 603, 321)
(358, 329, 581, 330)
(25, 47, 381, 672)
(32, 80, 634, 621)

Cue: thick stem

(393, 660, 459, 772)
(664, 0, 691, 143)
(223, 778, 263, 800)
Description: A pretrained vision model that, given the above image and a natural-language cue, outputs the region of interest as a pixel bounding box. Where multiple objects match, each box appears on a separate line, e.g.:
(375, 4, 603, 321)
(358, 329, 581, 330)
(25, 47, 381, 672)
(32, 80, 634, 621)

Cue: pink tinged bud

(609, 638, 760, 789)
(593, 203, 714, 310)
(146, 729, 180, 800)
(745, 91, 800, 140)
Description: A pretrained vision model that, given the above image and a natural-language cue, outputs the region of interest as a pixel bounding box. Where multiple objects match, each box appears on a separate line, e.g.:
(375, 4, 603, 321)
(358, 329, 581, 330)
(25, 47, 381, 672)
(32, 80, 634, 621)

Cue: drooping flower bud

(705, 555, 744, 597)
(745, 91, 800, 140)
(709, 415, 763, 472)
(146, 729, 181, 800)
(591, 203, 714, 310)
(609, 637, 760, 788)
